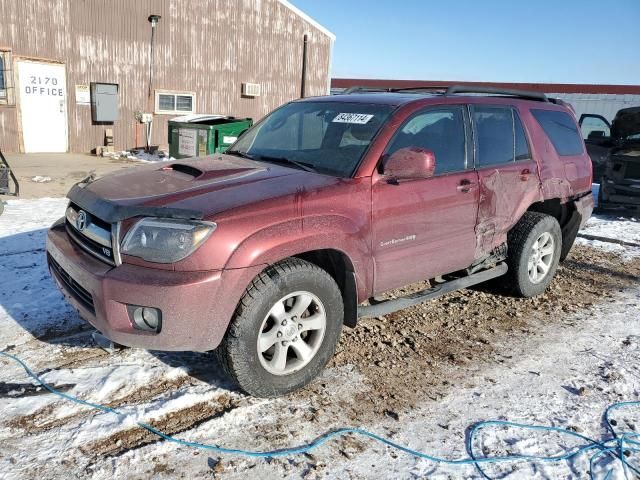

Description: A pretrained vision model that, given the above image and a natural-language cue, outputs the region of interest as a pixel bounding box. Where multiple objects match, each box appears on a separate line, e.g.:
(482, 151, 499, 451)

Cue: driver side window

(385, 107, 467, 175)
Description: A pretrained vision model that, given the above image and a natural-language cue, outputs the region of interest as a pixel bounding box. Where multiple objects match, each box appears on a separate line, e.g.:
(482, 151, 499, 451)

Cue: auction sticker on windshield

(332, 113, 374, 124)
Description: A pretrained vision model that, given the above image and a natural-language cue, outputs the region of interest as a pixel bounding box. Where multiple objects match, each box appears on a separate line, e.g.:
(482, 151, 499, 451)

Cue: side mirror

(383, 147, 436, 180)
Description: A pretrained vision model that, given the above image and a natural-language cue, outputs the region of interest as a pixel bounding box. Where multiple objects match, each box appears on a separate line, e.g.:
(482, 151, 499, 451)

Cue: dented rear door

(472, 105, 542, 256)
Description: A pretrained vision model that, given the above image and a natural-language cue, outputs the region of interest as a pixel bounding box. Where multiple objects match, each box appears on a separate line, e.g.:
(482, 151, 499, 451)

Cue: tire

(506, 212, 562, 298)
(215, 258, 343, 397)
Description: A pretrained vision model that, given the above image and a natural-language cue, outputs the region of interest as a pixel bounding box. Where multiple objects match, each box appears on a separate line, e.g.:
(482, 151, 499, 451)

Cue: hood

(75, 154, 309, 219)
(612, 107, 640, 142)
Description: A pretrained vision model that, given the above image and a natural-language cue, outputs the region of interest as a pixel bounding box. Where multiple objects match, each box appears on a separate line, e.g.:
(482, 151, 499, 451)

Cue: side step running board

(357, 263, 508, 318)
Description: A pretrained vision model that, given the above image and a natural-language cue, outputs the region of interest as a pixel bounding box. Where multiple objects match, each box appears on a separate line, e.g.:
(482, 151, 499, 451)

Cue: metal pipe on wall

(147, 15, 161, 99)
(301, 34, 308, 98)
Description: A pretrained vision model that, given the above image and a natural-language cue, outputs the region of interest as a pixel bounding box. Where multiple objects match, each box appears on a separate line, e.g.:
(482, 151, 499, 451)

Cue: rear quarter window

(531, 109, 584, 156)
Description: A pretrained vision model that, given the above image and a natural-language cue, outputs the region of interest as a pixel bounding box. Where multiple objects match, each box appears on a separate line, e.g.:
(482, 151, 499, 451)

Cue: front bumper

(599, 179, 640, 211)
(46, 219, 262, 352)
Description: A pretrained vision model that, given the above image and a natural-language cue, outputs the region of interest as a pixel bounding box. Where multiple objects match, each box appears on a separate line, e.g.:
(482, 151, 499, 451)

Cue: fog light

(127, 305, 162, 333)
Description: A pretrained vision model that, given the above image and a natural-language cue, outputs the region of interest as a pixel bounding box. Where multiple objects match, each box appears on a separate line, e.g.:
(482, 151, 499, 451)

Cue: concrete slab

(0, 153, 138, 199)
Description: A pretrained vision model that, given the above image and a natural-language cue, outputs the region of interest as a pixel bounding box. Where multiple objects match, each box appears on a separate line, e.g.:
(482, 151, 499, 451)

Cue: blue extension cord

(1, 350, 639, 479)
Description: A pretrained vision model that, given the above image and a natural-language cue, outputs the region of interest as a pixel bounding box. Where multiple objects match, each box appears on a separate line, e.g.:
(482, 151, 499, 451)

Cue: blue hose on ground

(1, 349, 638, 479)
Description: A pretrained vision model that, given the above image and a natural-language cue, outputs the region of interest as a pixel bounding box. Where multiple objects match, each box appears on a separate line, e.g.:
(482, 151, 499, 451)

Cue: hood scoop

(161, 163, 204, 179)
(159, 163, 260, 182)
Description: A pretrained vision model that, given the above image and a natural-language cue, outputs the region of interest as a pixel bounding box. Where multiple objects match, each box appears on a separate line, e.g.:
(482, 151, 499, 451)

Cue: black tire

(506, 212, 562, 298)
(215, 258, 343, 397)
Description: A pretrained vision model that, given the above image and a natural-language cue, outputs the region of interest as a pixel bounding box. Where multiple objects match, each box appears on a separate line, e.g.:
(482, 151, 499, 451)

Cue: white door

(17, 61, 68, 152)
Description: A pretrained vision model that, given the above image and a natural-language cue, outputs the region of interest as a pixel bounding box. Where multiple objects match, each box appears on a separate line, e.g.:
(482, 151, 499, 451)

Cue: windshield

(228, 101, 394, 177)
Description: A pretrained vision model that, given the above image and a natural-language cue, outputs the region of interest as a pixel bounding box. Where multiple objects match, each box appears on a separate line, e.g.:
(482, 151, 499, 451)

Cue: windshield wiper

(225, 150, 255, 160)
(255, 155, 318, 173)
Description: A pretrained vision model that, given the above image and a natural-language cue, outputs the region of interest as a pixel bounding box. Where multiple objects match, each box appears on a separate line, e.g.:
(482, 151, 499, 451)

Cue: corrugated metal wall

(547, 93, 640, 122)
(0, 0, 333, 153)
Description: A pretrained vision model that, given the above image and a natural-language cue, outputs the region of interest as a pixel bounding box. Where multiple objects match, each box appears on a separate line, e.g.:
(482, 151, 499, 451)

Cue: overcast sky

(291, 0, 640, 85)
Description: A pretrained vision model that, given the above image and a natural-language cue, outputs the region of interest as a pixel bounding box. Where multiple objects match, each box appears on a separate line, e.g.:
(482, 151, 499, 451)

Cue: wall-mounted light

(148, 14, 161, 27)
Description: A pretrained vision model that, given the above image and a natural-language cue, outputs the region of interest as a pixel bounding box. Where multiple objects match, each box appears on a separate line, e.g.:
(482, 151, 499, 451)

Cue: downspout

(147, 15, 161, 152)
(301, 34, 308, 98)
(147, 15, 161, 99)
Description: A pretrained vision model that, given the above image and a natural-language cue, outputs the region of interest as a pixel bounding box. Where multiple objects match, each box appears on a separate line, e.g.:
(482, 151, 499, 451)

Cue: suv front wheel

(216, 258, 343, 397)
(506, 212, 562, 297)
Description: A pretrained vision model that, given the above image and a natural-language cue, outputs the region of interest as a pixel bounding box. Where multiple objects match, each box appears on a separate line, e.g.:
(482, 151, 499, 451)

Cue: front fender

(224, 214, 372, 301)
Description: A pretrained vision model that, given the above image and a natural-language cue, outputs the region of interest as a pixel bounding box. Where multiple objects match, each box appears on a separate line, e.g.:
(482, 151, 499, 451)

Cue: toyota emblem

(76, 210, 88, 231)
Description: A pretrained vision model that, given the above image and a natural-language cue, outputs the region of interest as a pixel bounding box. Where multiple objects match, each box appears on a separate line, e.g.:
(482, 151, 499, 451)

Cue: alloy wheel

(257, 291, 327, 375)
(528, 231, 555, 284)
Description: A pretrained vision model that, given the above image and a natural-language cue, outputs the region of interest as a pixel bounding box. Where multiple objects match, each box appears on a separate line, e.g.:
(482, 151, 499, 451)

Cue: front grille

(0, 167, 8, 192)
(65, 203, 118, 266)
(48, 254, 95, 314)
(624, 161, 640, 181)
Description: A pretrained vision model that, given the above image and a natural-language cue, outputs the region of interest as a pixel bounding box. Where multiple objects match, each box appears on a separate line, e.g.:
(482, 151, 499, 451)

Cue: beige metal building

(0, 0, 334, 153)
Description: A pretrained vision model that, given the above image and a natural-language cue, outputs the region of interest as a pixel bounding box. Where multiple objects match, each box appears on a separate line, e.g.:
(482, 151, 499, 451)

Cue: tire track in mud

(6, 374, 201, 434)
(81, 394, 239, 458)
(4, 245, 639, 470)
(35, 323, 94, 343)
(2, 247, 46, 257)
(6, 322, 137, 376)
(299, 245, 640, 421)
(3, 325, 94, 361)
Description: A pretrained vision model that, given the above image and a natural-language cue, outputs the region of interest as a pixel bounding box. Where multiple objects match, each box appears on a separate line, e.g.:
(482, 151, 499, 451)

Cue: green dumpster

(168, 115, 253, 159)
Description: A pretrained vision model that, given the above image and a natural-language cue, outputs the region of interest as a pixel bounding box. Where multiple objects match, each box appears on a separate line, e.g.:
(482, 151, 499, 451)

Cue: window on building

(155, 91, 195, 114)
(0, 51, 9, 102)
(532, 109, 584, 156)
(385, 107, 467, 174)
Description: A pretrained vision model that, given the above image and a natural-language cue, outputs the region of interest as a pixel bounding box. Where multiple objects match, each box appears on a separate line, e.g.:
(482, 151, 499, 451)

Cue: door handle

(456, 179, 477, 193)
(520, 168, 531, 181)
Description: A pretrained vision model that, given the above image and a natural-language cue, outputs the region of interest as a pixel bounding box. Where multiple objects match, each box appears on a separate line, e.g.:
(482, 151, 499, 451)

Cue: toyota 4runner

(46, 86, 594, 397)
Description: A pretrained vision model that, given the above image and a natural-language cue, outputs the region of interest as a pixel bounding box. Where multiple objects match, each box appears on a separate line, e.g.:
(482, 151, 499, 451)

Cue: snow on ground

(0, 199, 639, 479)
(576, 183, 640, 259)
(577, 214, 640, 259)
(580, 183, 640, 258)
(101, 150, 174, 163)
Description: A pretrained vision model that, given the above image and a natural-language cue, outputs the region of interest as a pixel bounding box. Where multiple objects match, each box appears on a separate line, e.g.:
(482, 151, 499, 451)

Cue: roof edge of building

(277, 0, 335, 41)
(331, 78, 640, 95)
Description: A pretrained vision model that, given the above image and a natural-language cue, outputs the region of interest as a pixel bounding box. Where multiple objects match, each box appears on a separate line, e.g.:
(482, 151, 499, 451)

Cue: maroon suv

(47, 86, 593, 397)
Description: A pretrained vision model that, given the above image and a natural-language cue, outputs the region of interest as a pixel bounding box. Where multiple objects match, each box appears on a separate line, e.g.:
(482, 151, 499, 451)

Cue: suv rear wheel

(216, 258, 343, 397)
(506, 212, 562, 297)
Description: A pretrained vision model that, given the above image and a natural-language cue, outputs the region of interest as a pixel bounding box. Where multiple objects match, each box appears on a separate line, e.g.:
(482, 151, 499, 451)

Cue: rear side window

(473, 106, 531, 166)
(531, 109, 584, 156)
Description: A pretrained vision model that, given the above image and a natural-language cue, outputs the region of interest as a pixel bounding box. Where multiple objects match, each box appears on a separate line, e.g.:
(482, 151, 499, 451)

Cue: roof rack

(340, 84, 551, 103)
(391, 86, 447, 93)
(445, 85, 548, 102)
(340, 86, 444, 95)
(340, 86, 391, 94)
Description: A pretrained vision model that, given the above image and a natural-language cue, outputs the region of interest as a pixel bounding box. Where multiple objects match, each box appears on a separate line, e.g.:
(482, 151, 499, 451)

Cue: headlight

(121, 218, 216, 263)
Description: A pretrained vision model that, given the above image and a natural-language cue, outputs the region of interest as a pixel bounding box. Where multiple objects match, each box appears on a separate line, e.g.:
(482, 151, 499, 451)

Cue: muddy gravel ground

(2, 242, 639, 479)
(298, 245, 640, 423)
